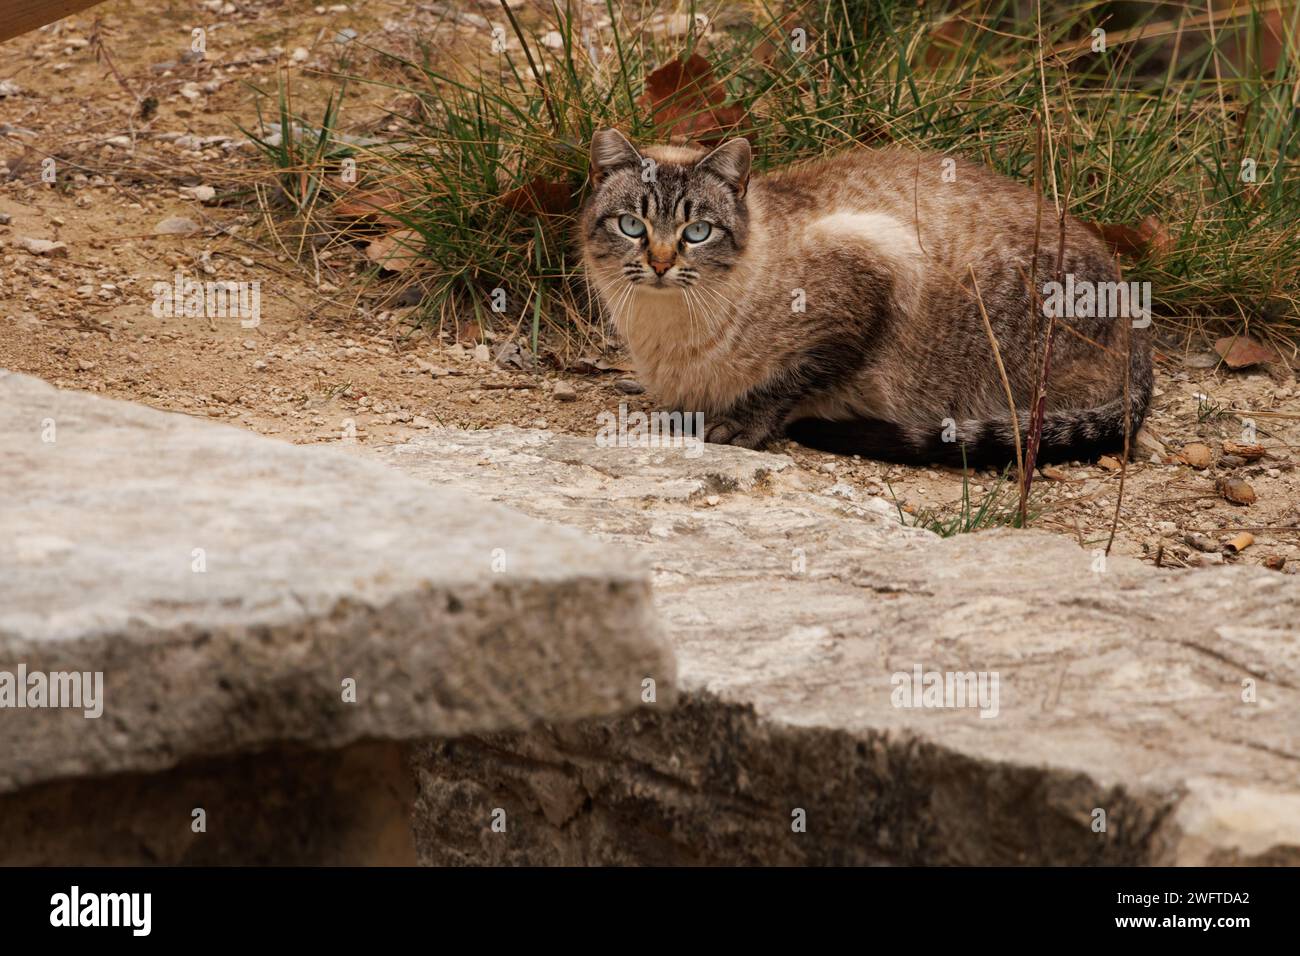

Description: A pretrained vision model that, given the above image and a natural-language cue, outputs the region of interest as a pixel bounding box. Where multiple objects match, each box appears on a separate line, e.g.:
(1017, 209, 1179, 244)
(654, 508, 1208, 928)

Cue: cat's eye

(618, 214, 646, 238)
(682, 221, 712, 242)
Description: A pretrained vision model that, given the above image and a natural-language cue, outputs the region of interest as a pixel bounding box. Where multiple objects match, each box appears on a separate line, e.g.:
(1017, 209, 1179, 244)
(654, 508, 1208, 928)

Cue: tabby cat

(579, 128, 1152, 465)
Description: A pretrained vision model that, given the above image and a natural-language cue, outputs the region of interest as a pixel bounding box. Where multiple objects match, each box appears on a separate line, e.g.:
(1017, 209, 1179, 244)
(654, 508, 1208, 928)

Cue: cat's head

(580, 128, 751, 293)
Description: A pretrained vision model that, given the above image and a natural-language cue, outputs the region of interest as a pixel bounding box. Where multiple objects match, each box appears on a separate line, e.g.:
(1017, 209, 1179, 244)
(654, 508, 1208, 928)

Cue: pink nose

(649, 259, 673, 276)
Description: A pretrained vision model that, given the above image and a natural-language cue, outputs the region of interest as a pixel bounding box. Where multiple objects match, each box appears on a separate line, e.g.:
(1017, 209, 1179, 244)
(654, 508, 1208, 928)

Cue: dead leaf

(924, 18, 974, 67)
(456, 319, 481, 346)
(1263, 554, 1286, 571)
(364, 228, 422, 272)
(1214, 335, 1280, 370)
(1097, 455, 1122, 471)
(494, 341, 535, 371)
(332, 187, 405, 227)
(754, 12, 803, 65)
(1041, 465, 1069, 481)
(1222, 7, 1286, 75)
(1223, 531, 1254, 553)
(1179, 442, 1214, 469)
(1084, 215, 1171, 261)
(638, 53, 746, 145)
(1216, 476, 1257, 505)
(498, 177, 574, 216)
(1222, 440, 1267, 461)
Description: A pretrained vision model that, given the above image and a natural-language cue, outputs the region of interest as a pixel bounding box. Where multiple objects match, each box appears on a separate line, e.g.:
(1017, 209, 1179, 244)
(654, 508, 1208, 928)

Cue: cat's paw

(705, 418, 766, 449)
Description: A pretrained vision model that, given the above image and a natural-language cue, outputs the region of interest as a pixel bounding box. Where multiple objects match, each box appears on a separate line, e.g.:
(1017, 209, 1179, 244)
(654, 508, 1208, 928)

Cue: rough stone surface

(376, 427, 1300, 865)
(0, 373, 672, 795)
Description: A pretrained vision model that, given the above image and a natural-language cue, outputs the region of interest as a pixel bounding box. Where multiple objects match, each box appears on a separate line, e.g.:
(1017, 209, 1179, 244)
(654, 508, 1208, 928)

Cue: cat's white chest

(615, 289, 747, 413)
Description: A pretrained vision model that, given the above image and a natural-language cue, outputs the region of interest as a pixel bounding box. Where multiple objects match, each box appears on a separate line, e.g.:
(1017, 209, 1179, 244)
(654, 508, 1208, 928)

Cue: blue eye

(683, 221, 712, 242)
(618, 214, 646, 238)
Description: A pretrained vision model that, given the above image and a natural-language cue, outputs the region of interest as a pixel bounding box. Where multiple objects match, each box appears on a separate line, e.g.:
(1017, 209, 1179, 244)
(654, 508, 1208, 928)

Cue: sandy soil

(3, 0, 1298, 574)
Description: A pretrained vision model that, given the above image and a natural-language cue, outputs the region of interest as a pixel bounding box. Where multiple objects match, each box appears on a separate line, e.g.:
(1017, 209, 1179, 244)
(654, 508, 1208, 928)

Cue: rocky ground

(2, 0, 1298, 572)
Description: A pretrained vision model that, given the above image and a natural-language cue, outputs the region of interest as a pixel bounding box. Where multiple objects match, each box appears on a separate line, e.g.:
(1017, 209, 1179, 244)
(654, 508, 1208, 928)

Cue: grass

(243, 0, 1300, 359)
(888, 451, 1035, 536)
(1194, 390, 1229, 423)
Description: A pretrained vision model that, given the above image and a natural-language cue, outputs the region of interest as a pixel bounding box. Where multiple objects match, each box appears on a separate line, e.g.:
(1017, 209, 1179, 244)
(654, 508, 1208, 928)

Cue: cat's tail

(787, 380, 1153, 469)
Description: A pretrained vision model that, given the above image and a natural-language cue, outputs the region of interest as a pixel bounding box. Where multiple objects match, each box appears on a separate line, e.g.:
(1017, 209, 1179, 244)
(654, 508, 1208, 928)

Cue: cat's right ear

(590, 128, 641, 184)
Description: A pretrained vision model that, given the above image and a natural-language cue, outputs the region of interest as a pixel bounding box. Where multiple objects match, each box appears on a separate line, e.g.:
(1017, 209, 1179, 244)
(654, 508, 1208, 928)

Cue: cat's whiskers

(685, 285, 723, 342)
(690, 282, 736, 335)
(680, 284, 698, 330)
(609, 279, 637, 325)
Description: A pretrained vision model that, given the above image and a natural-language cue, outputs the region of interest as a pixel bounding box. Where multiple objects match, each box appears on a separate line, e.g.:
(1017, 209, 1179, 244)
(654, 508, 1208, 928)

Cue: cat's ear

(590, 128, 641, 183)
(696, 138, 751, 198)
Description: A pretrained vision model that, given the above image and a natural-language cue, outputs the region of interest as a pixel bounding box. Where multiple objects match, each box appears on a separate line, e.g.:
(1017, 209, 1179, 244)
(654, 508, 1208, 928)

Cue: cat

(578, 127, 1153, 466)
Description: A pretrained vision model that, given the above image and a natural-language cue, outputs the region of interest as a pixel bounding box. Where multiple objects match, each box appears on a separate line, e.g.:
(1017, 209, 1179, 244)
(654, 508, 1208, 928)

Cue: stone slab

(0, 373, 672, 794)
(376, 426, 1300, 865)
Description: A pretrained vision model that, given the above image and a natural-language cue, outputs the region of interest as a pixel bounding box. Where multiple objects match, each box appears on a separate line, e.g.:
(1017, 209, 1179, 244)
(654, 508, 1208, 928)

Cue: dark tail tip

(786, 417, 954, 465)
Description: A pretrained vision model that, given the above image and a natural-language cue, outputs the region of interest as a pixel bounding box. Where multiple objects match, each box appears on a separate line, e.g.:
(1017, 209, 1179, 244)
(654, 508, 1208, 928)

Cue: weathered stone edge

(1, 573, 674, 794)
(408, 691, 1298, 866)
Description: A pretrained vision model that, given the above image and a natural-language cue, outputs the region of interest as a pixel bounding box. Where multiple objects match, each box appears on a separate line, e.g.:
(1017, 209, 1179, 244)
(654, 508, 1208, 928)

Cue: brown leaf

(1041, 465, 1070, 481)
(638, 53, 746, 145)
(332, 187, 405, 227)
(498, 177, 574, 216)
(1214, 334, 1280, 370)
(1179, 442, 1214, 469)
(1216, 476, 1257, 506)
(754, 13, 802, 66)
(1097, 455, 1122, 471)
(456, 319, 481, 346)
(924, 18, 974, 68)
(1084, 215, 1171, 261)
(1222, 440, 1267, 461)
(364, 228, 422, 272)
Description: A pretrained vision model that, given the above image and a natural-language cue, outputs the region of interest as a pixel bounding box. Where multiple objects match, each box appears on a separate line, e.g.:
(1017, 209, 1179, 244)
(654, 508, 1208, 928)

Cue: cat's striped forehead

(593, 158, 736, 225)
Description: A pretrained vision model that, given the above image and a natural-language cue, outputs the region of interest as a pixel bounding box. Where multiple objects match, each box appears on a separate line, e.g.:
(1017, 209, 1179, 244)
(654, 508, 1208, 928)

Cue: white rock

(153, 216, 200, 236)
(15, 237, 68, 257)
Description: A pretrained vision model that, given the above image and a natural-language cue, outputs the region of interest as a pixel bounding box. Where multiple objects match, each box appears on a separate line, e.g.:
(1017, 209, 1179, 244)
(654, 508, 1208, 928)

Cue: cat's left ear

(696, 138, 751, 198)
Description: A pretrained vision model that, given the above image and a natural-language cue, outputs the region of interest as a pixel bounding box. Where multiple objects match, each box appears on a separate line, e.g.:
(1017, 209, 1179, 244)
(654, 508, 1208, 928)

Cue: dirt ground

(3, 0, 1298, 574)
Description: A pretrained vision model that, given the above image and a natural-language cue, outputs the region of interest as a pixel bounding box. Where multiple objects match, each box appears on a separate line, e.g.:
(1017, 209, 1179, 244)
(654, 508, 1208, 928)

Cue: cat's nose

(648, 252, 675, 276)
